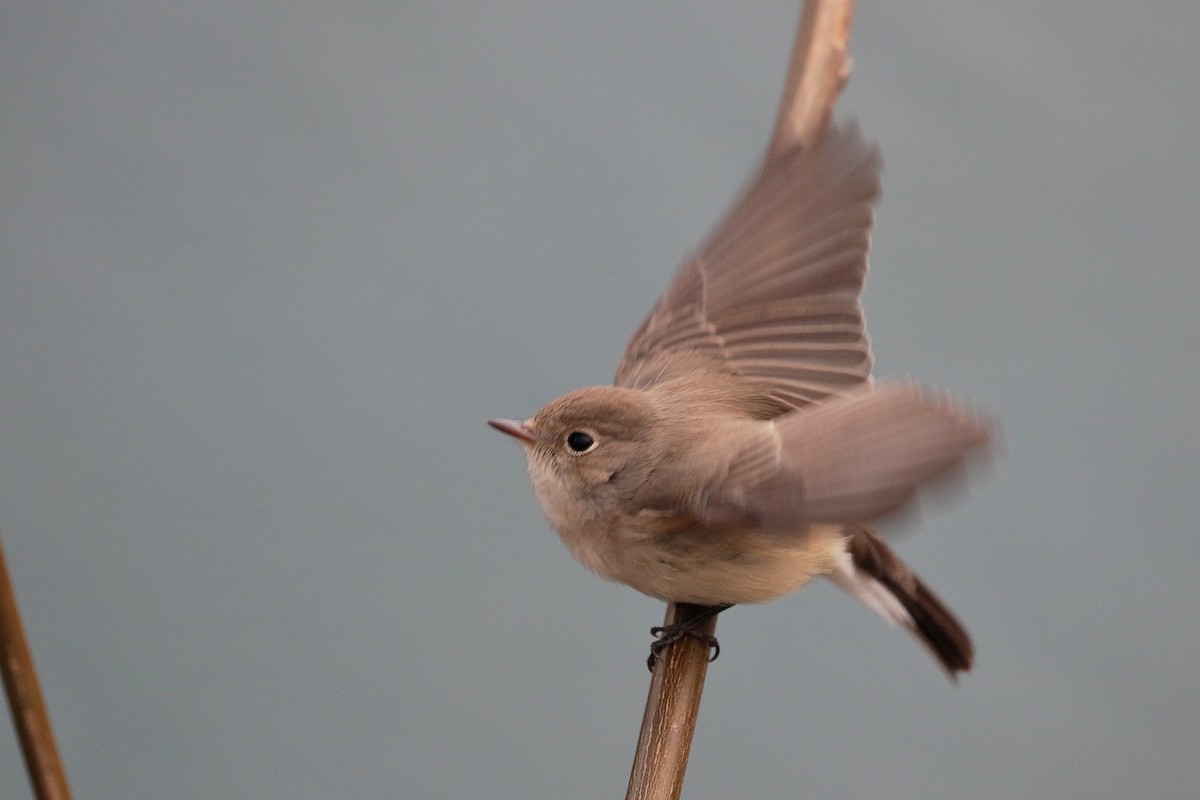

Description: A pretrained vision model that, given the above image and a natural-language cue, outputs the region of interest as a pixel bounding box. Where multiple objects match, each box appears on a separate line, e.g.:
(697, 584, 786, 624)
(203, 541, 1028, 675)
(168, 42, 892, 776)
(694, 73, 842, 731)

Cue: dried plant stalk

(0, 535, 72, 800)
(625, 603, 719, 800)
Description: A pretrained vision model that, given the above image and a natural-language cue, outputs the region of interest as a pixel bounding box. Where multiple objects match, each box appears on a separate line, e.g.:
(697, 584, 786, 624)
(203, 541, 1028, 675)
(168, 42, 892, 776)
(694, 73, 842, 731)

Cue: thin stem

(769, 0, 857, 157)
(0, 534, 72, 800)
(625, 603, 719, 800)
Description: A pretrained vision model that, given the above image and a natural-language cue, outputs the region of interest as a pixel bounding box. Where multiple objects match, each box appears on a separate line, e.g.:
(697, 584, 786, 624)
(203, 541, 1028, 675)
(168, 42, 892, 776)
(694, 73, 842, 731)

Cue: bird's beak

(488, 418, 537, 444)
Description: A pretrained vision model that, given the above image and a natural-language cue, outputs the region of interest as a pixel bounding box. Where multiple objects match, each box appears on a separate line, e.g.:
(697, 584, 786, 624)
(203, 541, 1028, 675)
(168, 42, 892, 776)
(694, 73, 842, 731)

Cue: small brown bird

(490, 122, 989, 676)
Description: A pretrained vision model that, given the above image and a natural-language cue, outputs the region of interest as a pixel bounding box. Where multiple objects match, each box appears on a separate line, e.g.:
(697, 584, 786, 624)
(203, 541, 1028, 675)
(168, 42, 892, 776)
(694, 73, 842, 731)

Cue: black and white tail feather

(829, 524, 973, 676)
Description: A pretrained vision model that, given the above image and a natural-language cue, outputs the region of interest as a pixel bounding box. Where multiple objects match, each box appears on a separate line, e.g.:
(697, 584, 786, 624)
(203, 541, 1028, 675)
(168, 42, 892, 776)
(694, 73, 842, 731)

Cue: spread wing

(615, 122, 881, 408)
(669, 383, 991, 529)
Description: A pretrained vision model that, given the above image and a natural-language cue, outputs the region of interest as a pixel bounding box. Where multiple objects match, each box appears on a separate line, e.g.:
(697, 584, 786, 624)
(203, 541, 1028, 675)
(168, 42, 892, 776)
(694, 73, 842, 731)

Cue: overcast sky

(2, 2, 1198, 798)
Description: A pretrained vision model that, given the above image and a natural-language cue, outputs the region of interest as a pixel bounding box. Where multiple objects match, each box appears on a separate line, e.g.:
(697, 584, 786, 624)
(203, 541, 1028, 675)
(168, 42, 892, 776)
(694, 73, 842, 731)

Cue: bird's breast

(522, 441, 844, 605)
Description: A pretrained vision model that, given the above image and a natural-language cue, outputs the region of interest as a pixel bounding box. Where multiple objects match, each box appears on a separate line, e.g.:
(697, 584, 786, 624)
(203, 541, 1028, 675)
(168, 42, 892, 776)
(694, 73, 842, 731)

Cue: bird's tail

(827, 524, 973, 677)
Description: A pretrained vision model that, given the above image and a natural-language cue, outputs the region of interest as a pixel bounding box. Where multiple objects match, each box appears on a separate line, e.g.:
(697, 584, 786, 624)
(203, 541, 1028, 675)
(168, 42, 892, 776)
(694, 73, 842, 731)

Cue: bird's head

(489, 386, 658, 527)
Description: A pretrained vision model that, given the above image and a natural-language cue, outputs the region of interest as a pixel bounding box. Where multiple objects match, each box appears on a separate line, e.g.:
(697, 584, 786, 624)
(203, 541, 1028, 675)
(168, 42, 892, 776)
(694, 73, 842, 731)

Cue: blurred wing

(691, 382, 991, 528)
(615, 122, 881, 408)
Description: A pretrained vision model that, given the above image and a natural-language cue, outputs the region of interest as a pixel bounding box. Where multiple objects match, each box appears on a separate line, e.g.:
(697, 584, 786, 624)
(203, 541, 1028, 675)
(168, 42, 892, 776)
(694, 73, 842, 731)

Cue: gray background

(2, 2, 1197, 798)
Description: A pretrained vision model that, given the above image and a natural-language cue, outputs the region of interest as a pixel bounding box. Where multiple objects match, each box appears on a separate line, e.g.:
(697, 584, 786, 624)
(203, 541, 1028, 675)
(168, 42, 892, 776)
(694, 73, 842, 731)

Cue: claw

(646, 623, 721, 671)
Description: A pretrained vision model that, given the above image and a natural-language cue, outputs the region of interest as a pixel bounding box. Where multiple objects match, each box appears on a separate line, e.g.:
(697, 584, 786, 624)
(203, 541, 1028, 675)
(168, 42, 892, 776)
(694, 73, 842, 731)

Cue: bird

(489, 121, 990, 676)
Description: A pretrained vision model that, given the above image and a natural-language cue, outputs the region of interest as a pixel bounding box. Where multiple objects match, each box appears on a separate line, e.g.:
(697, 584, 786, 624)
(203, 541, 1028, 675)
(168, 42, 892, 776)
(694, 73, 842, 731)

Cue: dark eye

(566, 431, 595, 453)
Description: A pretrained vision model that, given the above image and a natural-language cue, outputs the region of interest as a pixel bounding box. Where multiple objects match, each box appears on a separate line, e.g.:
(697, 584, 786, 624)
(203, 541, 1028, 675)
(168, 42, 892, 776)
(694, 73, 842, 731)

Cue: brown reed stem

(625, 603, 720, 800)
(0, 534, 72, 800)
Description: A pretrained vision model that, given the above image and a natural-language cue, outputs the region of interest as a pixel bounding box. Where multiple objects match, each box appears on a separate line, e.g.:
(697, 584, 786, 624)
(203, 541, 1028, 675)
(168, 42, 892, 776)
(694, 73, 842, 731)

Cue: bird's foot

(645, 603, 733, 671)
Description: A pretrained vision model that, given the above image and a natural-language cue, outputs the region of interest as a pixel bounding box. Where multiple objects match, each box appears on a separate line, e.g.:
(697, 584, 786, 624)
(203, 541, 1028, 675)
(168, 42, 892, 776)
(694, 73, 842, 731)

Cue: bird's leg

(647, 603, 735, 671)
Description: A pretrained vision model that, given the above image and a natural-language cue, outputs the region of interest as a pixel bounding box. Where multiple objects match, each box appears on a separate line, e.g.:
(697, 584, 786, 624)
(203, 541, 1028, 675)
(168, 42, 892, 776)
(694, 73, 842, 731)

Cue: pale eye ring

(565, 431, 596, 454)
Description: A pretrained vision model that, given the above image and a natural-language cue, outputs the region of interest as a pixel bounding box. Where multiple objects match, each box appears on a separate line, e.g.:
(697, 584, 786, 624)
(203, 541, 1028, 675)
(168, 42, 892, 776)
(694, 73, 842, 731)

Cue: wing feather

(686, 382, 991, 528)
(616, 121, 881, 407)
